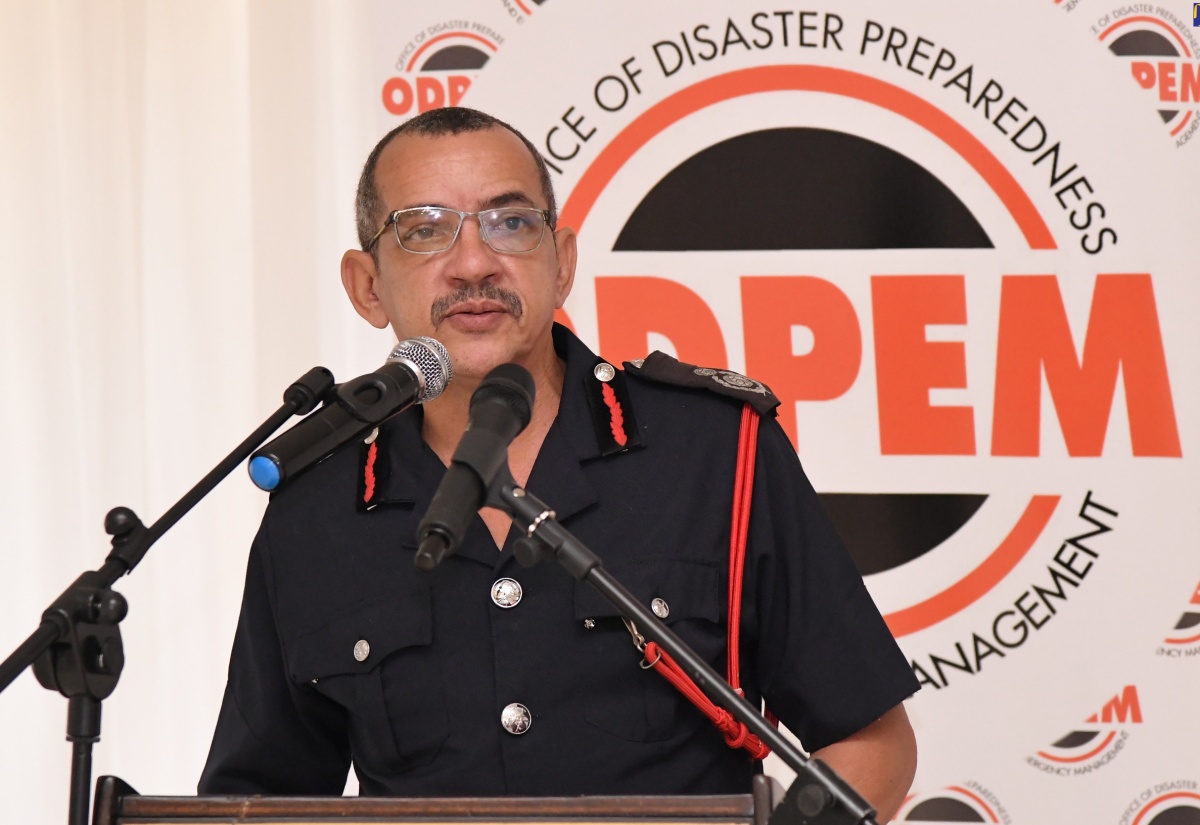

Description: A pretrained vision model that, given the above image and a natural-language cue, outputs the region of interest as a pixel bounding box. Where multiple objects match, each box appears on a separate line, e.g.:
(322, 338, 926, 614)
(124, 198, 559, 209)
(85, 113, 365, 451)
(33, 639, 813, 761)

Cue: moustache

(430, 284, 525, 325)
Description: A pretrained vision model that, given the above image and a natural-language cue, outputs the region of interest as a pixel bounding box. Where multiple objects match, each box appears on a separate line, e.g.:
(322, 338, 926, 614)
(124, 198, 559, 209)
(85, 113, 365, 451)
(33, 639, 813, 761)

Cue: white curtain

(0, 3, 393, 818)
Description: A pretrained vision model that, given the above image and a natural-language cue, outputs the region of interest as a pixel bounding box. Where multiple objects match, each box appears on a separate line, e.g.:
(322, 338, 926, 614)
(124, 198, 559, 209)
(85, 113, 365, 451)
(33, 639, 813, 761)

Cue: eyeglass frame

(365, 205, 554, 255)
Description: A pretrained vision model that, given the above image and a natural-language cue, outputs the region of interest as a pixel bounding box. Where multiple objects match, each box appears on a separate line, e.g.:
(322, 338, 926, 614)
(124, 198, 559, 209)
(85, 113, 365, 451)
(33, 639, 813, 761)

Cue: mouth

(436, 300, 514, 331)
(431, 285, 525, 328)
(442, 300, 510, 320)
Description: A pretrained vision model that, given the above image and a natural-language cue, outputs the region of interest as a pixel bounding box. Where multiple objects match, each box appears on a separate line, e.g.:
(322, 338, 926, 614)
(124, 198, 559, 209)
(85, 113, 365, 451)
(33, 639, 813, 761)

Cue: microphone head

(388, 337, 453, 402)
(472, 363, 536, 430)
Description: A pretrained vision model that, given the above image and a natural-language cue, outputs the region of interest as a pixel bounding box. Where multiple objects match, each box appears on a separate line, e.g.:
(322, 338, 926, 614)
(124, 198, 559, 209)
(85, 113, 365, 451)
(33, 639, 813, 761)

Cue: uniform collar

(368, 404, 433, 508)
(371, 323, 638, 524)
(551, 322, 631, 463)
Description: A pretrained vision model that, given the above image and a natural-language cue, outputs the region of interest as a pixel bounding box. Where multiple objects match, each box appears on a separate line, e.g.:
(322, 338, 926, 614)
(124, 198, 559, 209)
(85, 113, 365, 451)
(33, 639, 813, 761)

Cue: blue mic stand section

(248, 456, 283, 491)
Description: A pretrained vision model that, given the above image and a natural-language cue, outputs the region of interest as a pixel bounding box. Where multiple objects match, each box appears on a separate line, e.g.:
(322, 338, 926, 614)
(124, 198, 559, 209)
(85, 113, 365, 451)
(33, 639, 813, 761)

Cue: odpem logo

(1157, 580, 1200, 656)
(500, 0, 547, 23)
(1026, 684, 1141, 776)
(1092, 8, 1200, 146)
(381, 22, 504, 117)
(895, 783, 1011, 823)
(1119, 781, 1200, 825)
(902, 492, 1115, 691)
(545, 60, 1174, 686)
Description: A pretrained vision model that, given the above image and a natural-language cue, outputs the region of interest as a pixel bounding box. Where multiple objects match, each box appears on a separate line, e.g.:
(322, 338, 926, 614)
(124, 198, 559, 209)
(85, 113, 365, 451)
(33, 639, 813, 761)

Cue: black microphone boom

(415, 363, 535, 571)
(248, 337, 452, 491)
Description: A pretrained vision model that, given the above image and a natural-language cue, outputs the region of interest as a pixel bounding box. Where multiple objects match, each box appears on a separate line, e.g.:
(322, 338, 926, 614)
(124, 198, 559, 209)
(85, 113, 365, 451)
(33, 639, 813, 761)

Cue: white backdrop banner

(1, 2, 1196, 823)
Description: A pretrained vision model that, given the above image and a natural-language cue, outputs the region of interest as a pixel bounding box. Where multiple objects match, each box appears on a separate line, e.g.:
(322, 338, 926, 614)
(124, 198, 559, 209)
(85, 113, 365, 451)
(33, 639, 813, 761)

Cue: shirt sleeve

(745, 414, 920, 753)
(198, 524, 351, 795)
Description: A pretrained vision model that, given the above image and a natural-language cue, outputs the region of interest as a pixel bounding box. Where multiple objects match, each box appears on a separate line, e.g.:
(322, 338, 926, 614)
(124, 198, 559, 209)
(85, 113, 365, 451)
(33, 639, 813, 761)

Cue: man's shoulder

(621, 352, 780, 417)
(611, 352, 801, 477)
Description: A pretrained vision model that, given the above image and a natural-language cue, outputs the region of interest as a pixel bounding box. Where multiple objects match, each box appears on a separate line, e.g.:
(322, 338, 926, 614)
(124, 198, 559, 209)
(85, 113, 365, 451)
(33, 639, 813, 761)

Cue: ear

(551, 226, 578, 309)
(341, 249, 390, 329)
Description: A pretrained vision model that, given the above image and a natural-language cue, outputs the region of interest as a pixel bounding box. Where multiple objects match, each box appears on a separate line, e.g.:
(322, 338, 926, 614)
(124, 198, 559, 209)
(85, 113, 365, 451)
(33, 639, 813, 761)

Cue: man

(200, 107, 919, 819)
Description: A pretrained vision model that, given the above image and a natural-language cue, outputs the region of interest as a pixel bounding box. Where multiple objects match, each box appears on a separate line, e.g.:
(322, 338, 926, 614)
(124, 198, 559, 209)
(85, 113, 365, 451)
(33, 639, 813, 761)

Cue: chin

(446, 344, 521, 382)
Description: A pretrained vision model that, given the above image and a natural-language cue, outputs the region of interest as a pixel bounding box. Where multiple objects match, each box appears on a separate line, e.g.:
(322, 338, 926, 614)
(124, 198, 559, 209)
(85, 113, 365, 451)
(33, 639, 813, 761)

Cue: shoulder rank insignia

(625, 352, 780, 415)
(584, 357, 643, 456)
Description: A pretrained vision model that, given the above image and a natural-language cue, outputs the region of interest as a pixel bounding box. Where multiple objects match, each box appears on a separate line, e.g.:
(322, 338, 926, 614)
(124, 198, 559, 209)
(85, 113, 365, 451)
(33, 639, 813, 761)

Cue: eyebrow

(399, 191, 537, 212)
(482, 191, 537, 210)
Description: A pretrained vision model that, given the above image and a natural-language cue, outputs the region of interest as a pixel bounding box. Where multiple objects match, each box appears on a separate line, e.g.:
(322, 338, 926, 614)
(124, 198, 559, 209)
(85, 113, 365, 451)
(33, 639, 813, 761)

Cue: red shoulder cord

(642, 403, 776, 760)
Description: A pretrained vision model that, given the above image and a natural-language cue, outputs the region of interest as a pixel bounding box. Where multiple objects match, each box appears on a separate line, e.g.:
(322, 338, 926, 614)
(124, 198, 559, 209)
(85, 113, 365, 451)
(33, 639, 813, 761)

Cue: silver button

(630, 358, 645, 368)
(353, 639, 370, 662)
(501, 702, 532, 734)
(491, 578, 523, 608)
(593, 362, 616, 382)
(583, 618, 596, 630)
(651, 598, 670, 619)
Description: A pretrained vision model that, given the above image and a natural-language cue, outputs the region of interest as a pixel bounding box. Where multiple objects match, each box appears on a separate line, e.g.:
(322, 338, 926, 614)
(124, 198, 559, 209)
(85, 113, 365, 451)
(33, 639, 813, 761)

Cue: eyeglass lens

(394, 207, 545, 253)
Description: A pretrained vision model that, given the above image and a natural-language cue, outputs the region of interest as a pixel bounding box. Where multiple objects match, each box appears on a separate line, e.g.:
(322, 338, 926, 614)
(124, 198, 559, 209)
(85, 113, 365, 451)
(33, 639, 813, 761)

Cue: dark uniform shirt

(199, 324, 918, 796)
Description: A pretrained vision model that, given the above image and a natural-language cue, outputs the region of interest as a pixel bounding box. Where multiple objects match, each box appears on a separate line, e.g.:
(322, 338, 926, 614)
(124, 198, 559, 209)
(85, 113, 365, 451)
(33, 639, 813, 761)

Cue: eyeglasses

(366, 206, 551, 255)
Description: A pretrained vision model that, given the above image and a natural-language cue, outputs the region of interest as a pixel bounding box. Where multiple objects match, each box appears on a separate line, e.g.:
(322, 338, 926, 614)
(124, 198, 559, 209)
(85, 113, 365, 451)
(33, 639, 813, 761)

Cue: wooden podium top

(95, 775, 780, 825)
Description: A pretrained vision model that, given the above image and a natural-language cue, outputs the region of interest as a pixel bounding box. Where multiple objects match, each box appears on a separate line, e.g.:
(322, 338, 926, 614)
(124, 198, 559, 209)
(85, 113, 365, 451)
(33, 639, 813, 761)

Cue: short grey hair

(355, 107, 557, 257)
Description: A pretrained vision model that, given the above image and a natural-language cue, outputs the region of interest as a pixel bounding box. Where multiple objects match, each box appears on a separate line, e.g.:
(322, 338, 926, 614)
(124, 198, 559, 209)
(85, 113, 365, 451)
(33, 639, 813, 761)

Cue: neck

(422, 343, 566, 483)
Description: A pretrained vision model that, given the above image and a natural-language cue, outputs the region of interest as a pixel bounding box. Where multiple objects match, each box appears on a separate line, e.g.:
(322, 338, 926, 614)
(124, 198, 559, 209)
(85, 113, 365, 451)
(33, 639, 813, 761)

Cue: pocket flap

(290, 585, 432, 682)
(573, 559, 722, 624)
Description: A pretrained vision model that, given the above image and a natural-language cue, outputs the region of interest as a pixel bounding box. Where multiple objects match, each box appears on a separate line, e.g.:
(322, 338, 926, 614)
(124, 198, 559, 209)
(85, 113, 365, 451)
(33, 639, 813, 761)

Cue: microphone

(248, 337, 453, 491)
(414, 363, 535, 571)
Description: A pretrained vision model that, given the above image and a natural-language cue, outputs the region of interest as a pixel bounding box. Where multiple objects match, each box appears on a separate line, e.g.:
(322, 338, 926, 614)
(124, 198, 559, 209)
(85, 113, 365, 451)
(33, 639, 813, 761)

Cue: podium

(93, 775, 783, 825)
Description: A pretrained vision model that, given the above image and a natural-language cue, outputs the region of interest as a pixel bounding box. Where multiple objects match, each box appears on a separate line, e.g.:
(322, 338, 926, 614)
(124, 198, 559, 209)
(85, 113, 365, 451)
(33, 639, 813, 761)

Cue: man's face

(343, 127, 575, 382)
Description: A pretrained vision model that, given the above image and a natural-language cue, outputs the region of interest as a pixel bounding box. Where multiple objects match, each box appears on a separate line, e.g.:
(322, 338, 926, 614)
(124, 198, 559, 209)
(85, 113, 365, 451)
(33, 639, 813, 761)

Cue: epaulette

(624, 352, 780, 416)
(584, 356, 643, 456)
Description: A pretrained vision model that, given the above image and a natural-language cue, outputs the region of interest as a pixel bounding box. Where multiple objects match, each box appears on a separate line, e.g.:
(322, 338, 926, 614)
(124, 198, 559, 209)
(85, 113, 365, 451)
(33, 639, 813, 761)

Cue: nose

(444, 215, 499, 284)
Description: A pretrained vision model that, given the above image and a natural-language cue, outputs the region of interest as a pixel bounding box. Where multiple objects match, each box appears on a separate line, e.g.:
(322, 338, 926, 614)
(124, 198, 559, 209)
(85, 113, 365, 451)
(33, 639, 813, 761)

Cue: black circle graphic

(1148, 805, 1200, 825)
(905, 796, 987, 821)
(614, 128, 992, 251)
(421, 45, 490, 71)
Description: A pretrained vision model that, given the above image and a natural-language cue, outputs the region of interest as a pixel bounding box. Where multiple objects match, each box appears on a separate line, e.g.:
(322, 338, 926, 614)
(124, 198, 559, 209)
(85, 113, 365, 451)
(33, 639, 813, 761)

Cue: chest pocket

(289, 584, 448, 774)
(572, 558, 724, 742)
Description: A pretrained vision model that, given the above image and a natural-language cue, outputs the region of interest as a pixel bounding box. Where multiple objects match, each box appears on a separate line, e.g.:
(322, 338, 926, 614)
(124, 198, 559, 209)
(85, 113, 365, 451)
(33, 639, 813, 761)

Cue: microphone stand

(0, 367, 335, 825)
(483, 467, 880, 825)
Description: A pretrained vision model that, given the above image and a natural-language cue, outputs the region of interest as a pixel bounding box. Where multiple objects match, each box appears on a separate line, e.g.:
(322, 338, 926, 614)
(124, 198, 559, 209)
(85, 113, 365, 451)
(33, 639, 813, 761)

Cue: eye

(404, 223, 438, 241)
(491, 209, 536, 234)
(397, 209, 454, 246)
